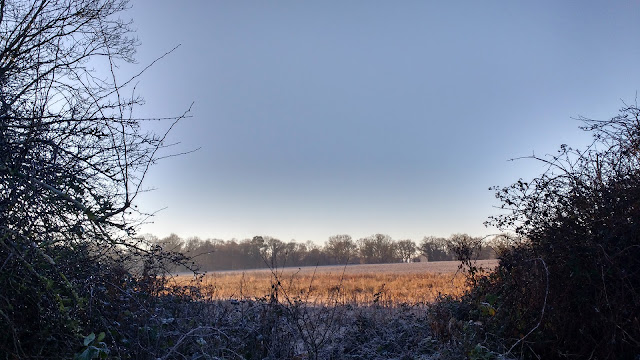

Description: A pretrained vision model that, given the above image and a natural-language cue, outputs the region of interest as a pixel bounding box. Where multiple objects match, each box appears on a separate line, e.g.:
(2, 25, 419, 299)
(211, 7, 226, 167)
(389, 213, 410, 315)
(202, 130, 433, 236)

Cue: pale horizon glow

(122, 1, 640, 244)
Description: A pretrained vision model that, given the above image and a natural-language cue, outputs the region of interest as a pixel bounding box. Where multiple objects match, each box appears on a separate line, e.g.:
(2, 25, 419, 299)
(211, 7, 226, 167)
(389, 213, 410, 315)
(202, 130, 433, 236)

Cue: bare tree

(418, 236, 453, 261)
(357, 234, 398, 264)
(0, 1, 190, 357)
(324, 234, 358, 264)
(395, 239, 416, 263)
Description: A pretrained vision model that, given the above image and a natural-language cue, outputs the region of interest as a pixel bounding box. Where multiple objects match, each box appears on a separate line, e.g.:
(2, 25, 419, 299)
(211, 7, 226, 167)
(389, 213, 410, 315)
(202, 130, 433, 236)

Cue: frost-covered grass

(127, 262, 502, 359)
(131, 295, 443, 360)
(204, 260, 498, 276)
(100, 261, 508, 359)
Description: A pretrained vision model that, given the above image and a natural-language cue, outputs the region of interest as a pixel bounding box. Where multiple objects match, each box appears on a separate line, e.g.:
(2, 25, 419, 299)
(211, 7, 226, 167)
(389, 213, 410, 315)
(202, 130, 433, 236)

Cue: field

(175, 260, 498, 305)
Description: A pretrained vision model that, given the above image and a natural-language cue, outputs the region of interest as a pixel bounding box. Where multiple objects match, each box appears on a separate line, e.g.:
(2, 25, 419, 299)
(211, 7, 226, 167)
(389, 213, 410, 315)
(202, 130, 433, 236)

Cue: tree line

(146, 233, 500, 272)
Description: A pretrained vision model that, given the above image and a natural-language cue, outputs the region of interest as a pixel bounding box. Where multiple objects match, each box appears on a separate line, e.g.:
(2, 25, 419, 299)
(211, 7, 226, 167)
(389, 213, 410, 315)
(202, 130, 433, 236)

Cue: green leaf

(76, 348, 92, 360)
(96, 332, 106, 342)
(83, 333, 96, 346)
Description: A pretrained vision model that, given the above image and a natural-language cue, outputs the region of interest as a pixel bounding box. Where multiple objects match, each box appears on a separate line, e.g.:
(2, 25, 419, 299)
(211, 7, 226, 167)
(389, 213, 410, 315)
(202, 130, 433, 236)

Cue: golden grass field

(174, 260, 498, 305)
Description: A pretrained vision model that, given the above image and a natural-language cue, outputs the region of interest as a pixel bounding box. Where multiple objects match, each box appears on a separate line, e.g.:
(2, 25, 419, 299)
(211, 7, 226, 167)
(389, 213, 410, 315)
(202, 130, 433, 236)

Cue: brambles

(106, 291, 440, 360)
(440, 105, 640, 359)
(0, 1, 192, 357)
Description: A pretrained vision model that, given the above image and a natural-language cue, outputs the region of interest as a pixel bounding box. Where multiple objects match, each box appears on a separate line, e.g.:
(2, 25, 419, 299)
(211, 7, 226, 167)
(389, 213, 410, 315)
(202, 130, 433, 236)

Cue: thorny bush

(436, 105, 640, 359)
(0, 0, 193, 357)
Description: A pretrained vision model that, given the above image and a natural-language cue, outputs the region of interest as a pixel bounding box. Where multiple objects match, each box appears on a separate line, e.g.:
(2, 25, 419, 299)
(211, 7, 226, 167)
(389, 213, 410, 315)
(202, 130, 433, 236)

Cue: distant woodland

(146, 233, 501, 271)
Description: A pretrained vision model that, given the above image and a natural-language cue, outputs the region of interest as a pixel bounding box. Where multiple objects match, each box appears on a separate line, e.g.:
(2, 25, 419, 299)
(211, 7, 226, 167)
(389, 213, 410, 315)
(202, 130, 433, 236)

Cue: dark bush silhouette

(0, 1, 192, 357)
(444, 105, 640, 359)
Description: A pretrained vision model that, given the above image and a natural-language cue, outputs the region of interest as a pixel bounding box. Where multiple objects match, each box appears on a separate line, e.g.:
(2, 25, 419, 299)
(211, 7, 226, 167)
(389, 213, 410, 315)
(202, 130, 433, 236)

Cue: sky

(123, 1, 640, 244)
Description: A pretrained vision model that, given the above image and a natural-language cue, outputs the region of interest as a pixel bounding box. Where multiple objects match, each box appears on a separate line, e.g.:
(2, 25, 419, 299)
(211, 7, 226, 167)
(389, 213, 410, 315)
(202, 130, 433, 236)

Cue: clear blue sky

(125, 1, 640, 244)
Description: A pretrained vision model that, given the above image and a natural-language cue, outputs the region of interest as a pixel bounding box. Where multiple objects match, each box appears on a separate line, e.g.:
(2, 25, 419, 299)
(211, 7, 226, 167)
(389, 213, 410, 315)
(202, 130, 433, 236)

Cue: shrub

(447, 105, 640, 359)
(0, 1, 192, 357)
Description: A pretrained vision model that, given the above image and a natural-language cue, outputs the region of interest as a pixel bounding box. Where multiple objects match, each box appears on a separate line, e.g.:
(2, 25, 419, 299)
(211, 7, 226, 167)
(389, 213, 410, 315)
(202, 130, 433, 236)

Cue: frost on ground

(134, 295, 447, 360)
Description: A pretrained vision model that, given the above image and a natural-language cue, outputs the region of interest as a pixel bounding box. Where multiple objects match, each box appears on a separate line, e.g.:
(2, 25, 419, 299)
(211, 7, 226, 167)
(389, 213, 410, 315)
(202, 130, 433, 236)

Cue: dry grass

(174, 260, 498, 305)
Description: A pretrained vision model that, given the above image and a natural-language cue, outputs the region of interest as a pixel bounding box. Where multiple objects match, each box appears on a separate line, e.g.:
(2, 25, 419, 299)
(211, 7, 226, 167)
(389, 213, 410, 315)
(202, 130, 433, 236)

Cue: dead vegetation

(172, 260, 498, 306)
(147, 261, 498, 360)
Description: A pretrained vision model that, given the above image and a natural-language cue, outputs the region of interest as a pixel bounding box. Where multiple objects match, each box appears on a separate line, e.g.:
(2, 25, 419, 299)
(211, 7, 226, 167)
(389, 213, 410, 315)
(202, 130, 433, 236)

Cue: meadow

(175, 260, 498, 305)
